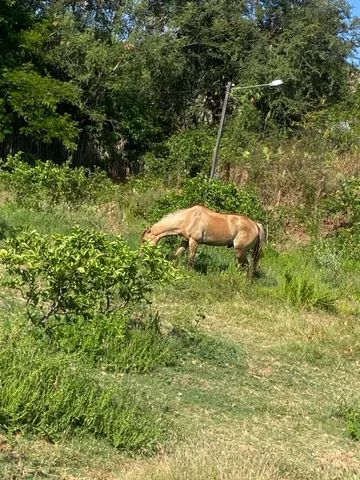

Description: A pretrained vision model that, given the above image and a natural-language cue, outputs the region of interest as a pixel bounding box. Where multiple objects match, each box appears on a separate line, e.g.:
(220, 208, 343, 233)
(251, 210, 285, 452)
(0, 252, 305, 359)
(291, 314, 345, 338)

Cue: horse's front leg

(188, 238, 198, 267)
(174, 239, 188, 259)
(152, 235, 161, 246)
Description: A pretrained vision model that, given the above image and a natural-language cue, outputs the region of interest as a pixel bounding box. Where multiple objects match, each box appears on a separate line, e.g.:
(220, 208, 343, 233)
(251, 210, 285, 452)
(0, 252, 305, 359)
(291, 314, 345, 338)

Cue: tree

(0, 0, 35, 69)
(0, 0, 359, 175)
(240, 0, 358, 127)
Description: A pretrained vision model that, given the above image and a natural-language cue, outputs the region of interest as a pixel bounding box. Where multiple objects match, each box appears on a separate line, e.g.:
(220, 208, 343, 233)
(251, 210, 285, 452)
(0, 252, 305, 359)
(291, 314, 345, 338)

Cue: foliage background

(1, 0, 359, 177)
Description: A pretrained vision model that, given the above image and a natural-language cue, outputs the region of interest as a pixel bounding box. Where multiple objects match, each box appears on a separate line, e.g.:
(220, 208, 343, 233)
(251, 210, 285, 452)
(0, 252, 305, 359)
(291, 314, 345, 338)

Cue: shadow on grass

(193, 251, 231, 274)
(0, 217, 16, 240)
(168, 325, 247, 371)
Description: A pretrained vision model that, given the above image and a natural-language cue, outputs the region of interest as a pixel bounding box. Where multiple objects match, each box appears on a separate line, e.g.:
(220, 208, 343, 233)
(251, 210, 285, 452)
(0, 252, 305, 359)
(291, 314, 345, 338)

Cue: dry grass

(226, 141, 360, 209)
(121, 438, 283, 480)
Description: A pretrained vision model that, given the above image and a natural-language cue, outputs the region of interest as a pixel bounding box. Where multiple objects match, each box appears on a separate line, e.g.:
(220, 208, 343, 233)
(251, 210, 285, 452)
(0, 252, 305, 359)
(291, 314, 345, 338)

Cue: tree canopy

(0, 0, 359, 175)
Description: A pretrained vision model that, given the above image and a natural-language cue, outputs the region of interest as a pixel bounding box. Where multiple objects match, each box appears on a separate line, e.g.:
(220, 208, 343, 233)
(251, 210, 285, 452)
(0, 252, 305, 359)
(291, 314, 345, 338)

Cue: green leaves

(325, 176, 360, 226)
(143, 128, 215, 181)
(0, 333, 168, 450)
(322, 176, 360, 261)
(2, 67, 80, 149)
(1, 0, 358, 171)
(0, 228, 175, 328)
(0, 153, 116, 208)
(0, 227, 178, 373)
(150, 174, 266, 223)
(337, 400, 360, 441)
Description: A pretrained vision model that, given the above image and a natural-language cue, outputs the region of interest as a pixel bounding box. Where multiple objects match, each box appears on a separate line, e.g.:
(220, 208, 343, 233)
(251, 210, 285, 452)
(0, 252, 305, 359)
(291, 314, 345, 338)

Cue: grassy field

(1, 192, 360, 480)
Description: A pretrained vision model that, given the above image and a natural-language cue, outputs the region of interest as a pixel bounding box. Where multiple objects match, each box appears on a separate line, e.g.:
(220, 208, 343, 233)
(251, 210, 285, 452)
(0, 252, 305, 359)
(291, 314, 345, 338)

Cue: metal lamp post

(209, 79, 283, 179)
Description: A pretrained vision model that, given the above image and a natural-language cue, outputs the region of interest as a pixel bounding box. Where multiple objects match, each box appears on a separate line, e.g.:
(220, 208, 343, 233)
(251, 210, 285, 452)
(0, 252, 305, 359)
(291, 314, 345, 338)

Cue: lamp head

(269, 79, 283, 86)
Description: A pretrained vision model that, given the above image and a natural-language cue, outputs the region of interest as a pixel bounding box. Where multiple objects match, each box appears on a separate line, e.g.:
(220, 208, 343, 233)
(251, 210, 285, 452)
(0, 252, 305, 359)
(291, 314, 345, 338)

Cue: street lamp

(210, 79, 284, 179)
(232, 79, 284, 90)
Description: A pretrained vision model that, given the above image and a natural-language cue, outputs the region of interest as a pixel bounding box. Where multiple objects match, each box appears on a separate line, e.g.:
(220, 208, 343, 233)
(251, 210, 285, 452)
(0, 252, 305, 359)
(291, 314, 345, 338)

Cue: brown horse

(142, 205, 266, 274)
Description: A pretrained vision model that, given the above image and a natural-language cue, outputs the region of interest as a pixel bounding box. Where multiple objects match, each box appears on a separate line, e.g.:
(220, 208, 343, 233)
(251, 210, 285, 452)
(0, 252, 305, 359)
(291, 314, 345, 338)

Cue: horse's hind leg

(234, 233, 251, 272)
(188, 238, 198, 267)
(236, 248, 254, 278)
(174, 239, 188, 259)
(235, 247, 249, 269)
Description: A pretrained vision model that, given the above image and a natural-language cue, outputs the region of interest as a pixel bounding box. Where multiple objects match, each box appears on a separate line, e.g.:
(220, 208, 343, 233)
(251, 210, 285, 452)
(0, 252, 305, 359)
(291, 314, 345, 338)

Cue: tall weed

(337, 400, 360, 441)
(282, 271, 336, 312)
(53, 312, 176, 372)
(250, 247, 339, 313)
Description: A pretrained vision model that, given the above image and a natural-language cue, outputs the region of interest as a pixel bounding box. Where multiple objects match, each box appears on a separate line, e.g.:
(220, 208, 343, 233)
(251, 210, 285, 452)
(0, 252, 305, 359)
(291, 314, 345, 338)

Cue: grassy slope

(1, 203, 360, 480)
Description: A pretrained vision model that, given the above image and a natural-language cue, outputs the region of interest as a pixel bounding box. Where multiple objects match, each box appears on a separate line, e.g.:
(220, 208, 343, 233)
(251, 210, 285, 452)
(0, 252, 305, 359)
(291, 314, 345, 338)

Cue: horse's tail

(252, 222, 266, 274)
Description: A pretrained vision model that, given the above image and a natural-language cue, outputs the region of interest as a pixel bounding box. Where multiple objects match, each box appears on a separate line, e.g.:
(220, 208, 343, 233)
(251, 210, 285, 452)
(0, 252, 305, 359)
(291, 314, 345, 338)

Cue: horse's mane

(159, 205, 251, 222)
(159, 208, 188, 222)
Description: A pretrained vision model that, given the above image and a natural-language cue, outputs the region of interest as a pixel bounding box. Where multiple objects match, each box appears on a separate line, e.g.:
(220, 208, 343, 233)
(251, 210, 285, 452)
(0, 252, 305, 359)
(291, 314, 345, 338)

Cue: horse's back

(167, 205, 259, 246)
(183, 206, 235, 245)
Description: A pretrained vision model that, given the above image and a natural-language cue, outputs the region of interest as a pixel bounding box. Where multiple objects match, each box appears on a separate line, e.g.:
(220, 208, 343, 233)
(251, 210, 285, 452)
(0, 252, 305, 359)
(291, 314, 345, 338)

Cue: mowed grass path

(1, 205, 360, 479)
(133, 264, 360, 480)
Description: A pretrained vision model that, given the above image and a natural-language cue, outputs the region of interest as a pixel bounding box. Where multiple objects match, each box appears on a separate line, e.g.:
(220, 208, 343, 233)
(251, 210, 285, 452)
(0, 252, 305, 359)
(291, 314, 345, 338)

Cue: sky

(350, 0, 360, 17)
(349, 1, 360, 66)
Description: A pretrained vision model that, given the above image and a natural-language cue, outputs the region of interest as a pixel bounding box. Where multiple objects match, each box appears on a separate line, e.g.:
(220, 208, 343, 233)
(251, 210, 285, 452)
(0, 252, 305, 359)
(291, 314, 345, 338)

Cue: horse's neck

(153, 213, 182, 236)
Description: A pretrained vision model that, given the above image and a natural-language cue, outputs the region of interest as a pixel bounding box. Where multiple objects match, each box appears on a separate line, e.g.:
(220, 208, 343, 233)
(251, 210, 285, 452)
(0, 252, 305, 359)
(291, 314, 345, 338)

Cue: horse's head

(141, 227, 157, 245)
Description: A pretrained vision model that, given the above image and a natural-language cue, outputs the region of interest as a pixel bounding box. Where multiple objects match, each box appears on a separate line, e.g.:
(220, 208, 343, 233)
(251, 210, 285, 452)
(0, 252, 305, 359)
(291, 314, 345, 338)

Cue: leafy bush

(51, 312, 176, 372)
(345, 408, 360, 441)
(0, 331, 167, 450)
(149, 174, 265, 223)
(312, 243, 342, 272)
(304, 93, 360, 153)
(143, 128, 214, 183)
(118, 175, 170, 221)
(0, 228, 173, 326)
(0, 153, 116, 208)
(326, 176, 360, 225)
(321, 176, 360, 261)
(334, 227, 360, 262)
(0, 228, 177, 370)
(0, 216, 14, 240)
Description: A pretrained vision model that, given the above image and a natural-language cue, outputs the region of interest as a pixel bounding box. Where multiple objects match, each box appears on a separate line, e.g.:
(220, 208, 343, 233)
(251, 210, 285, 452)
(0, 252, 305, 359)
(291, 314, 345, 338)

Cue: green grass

(0, 202, 108, 235)
(0, 322, 168, 452)
(1, 199, 360, 479)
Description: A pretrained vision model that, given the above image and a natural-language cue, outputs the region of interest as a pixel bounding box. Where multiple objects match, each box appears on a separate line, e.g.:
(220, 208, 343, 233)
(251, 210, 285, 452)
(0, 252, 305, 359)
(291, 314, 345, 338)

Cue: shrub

(0, 331, 167, 450)
(312, 243, 342, 272)
(143, 128, 214, 183)
(0, 216, 15, 240)
(334, 227, 360, 262)
(0, 228, 173, 326)
(149, 174, 266, 224)
(118, 175, 169, 221)
(0, 228, 177, 370)
(325, 176, 360, 225)
(51, 312, 176, 372)
(321, 176, 360, 261)
(345, 408, 360, 441)
(0, 153, 116, 208)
